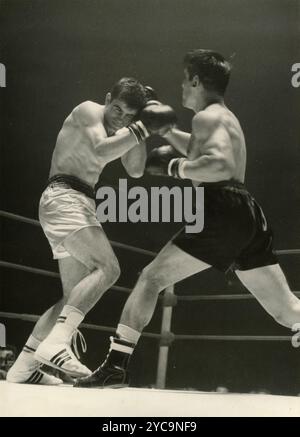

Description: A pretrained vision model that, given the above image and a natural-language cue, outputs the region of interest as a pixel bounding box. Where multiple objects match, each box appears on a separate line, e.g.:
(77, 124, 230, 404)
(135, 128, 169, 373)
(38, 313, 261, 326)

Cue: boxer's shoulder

(193, 110, 220, 129)
(191, 111, 220, 143)
(72, 101, 104, 126)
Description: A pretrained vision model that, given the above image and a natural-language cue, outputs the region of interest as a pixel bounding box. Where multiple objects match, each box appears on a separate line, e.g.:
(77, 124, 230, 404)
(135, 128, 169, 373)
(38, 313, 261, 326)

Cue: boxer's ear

(192, 75, 200, 87)
(105, 92, 112, 105)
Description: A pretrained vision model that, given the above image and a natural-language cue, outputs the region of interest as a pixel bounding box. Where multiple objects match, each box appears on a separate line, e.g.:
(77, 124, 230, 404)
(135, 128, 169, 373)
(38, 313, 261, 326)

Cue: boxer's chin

(105, 123, 117, 136)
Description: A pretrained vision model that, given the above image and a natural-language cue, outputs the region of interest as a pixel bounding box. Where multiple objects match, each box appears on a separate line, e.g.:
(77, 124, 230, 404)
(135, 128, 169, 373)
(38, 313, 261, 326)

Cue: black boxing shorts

(172, 180, 278, 272)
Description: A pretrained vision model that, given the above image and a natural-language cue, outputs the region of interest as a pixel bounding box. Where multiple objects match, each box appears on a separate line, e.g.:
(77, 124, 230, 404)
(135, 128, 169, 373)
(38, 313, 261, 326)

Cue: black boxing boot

(74, 337, 133, 388)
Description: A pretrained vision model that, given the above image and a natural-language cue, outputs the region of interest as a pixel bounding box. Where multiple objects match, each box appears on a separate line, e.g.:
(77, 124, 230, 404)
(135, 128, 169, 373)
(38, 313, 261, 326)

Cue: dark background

(0, 0, 300, 395)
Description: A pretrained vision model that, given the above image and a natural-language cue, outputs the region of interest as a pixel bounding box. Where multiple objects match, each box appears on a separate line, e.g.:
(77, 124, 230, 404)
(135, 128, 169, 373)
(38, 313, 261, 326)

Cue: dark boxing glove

(144, 85, 158, 102)
(139, 103, 177, 136)
(145, 145, 187, 178)
(128, 103, 177, 143)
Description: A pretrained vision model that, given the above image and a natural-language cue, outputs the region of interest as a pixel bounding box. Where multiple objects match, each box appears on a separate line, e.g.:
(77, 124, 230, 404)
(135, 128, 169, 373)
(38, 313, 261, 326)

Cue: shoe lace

(71, 329, 87, 359)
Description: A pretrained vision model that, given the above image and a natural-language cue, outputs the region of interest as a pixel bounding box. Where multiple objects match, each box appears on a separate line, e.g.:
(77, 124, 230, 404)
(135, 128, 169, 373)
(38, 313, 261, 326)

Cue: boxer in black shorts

(173, 180, 277, 272)
(76, 50, 300, 388)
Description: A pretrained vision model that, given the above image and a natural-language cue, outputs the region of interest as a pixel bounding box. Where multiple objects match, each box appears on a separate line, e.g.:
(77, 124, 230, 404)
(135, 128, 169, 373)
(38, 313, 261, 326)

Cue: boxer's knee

(138, 265, 166, 295)
(84, 260, 120, 304)
(94, 254, 121, 285)
(103, 258, 121, 286)
(87, 250, 120, 283)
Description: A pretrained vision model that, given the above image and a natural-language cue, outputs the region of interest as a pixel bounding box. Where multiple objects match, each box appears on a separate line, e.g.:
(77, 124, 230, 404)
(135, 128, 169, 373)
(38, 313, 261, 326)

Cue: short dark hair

(184, 49, 231, 95)
(110, 77, 147, 110)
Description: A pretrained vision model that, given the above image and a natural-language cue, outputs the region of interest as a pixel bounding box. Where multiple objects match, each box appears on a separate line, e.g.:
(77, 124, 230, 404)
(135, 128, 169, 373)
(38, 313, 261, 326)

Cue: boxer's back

(188, 104, 247, 185)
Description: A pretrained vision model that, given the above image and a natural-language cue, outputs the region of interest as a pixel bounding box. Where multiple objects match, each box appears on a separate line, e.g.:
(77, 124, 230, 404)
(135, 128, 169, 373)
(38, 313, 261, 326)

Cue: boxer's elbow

(122, 157, 146, 178)
(210, 156, 233, 180)
(126, 166, 145, 178)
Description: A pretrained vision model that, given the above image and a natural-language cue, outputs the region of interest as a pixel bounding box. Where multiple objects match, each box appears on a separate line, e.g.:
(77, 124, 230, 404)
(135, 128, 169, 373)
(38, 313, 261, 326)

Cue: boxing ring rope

(1, 209, 300, 389)
(1, 259, 299, 300)
(0, 311, 294, 342)
(0, 260, 132, 294)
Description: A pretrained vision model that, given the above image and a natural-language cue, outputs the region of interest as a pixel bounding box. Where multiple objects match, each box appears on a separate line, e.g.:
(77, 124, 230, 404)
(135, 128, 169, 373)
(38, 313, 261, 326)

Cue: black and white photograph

(0, 0, 300, 419)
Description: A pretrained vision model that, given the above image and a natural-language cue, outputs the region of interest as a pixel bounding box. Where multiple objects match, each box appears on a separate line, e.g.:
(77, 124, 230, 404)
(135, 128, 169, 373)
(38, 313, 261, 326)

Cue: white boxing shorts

(39, 183, 101, 259)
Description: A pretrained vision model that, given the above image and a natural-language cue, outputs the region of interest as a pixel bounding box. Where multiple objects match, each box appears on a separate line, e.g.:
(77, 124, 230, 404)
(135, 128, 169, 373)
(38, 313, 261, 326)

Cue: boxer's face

(104, 94, 138, 134)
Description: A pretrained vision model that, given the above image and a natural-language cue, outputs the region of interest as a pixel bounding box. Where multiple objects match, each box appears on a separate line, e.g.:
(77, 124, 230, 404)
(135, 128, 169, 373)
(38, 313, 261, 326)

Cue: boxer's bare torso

(49, 99, 140, 186)
(49, 102, 108, 187)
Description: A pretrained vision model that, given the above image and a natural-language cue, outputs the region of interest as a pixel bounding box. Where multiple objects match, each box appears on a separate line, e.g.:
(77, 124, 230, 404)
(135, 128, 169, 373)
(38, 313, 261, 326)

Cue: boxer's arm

(72, 102, 142, 161)
(121, 142, 147, 178)
(93, 128, 142, 161)
(163, 128, 190, 156)
(178, 151, 232, 182)
(178, 114, 234, 181)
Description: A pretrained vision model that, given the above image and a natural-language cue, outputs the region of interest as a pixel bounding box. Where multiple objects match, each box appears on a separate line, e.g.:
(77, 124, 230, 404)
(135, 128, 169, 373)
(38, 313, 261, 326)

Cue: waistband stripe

(47, 174, 95, 200)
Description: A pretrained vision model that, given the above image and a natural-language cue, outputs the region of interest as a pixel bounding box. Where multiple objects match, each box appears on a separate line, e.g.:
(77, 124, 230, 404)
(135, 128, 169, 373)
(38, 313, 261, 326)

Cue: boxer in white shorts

(7, 78, 176, 384)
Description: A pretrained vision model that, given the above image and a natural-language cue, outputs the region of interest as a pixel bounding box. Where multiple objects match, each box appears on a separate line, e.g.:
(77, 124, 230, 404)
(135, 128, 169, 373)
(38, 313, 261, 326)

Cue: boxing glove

(128, 103, 177, 142)
(145, 145, 187, 178)
(144, 85, 158, 102)
(139, 103, 177, 136)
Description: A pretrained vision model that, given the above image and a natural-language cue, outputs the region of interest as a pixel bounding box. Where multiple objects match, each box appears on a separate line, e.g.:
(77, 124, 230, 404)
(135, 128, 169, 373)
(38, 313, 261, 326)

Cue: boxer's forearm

(121, 142, 147, 178)
(181, 154, 232, 182)
(163, 128, 190, 155)
(95, 129, 140, 161)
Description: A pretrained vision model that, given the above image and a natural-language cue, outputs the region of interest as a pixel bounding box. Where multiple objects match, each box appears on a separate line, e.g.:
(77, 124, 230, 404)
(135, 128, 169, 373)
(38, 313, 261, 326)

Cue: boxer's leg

(35, 226, 120, 377)
(61, 226, 120, 314)
(120, 241, 210, 331)
(75, 241, 210, 388)
(6, 237, 91, 385)
(236, 264, 300, 328)
(30, 257, 89, 342)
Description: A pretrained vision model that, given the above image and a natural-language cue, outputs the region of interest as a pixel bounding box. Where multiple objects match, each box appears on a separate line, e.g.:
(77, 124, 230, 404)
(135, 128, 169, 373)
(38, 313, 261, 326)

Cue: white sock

(107, 325, 140, 357)
(116, 324, 141, 344)
(46, 305, 84, 344)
